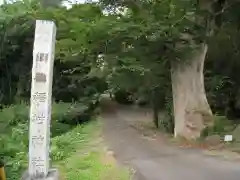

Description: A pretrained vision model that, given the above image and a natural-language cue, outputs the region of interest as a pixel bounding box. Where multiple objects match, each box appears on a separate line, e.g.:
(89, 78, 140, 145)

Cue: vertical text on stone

(28, 20, 56, 178)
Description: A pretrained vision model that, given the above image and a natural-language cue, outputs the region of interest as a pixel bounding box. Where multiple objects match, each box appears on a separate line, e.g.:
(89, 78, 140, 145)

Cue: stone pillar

(22, 20, 58, 180)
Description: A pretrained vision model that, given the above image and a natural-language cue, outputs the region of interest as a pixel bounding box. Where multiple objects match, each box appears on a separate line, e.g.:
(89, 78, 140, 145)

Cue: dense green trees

(97, 0, 240, 139)
(0, 1, 107, 122)
(1, 0, 240, 139)
(96, 0, 213, 138)
(3, 2, 240, 179)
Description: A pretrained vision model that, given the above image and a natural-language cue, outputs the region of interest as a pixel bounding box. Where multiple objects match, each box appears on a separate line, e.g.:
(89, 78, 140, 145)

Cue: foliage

(160, 93, 174, 133)
(60, 150, 130, 180)
(55, 122, 131, 180)
(0, 2, 107, 108)
(201, 115, 236, 138)
(2, 0, 240, 139)
(97, 0, 240, 130)
(114, 90, 134, 104)
(91, 1, 202, 131)
(205, 12, 240, 120)
(0, 102, 104, 180)
(0, 103, 74, 179)
(0, 103, 130, 180)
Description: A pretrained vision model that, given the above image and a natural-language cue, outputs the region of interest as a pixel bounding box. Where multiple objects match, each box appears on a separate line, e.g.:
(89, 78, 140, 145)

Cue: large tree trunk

(171, 44, 213, 140)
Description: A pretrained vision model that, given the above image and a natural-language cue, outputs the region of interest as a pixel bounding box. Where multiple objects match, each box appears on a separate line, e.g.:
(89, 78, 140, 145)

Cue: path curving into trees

(101, 100, 240, 180)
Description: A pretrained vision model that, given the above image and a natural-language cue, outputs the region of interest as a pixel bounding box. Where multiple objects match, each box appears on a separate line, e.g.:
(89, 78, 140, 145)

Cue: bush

(0, 104, 29, 128)
(201, 115, 236, 138)
(114, 90, 134, 104)
(51, 102, 90, 125)
(158, 95, 174, 133)
(0, 102, 96, 180)
(135, 95, 149, 107)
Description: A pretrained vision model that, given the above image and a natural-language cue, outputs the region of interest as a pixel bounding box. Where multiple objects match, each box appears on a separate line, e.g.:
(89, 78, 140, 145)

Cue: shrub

(201, 115, 236, 138)
(0, 102, 95, 180)
(114, 90, 134, 104)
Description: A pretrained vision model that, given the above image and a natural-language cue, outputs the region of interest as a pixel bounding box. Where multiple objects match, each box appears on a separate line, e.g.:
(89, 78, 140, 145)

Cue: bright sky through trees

(0, 0, 98, 7)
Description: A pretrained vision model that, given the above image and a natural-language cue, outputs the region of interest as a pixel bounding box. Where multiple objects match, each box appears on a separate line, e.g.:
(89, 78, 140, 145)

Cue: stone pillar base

(21, 169, 59, 180)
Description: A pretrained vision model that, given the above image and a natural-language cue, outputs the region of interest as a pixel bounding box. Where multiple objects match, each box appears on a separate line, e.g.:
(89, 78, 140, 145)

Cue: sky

(62, 0, 84, 8)
(62, 0, 98, 8)
(0, 0, 98, 7)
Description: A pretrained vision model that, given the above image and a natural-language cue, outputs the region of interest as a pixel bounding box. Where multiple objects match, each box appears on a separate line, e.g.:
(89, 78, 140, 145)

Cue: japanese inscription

(32, 92, 47, 102)
(35, 73, 47, 83)
(28, 20, 56, 178)
(36, 52, 49, 62)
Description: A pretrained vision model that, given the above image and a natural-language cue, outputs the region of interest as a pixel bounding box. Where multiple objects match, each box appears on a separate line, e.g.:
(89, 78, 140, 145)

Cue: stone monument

(22, 20, 58, 180)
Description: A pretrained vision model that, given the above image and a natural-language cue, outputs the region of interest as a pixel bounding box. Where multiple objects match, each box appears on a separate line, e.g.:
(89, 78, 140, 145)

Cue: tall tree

(171, 0, 238, 139)
(97, 0, 240, 139)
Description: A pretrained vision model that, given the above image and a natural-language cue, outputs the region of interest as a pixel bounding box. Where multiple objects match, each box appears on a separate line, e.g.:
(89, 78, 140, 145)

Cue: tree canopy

(1, 0, 240, 139)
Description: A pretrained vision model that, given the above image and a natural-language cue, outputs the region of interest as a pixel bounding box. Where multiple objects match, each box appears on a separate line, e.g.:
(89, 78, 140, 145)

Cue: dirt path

(101, 101, 240, 180)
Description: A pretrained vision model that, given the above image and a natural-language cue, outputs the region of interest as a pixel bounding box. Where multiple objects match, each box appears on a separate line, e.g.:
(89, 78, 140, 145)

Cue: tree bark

(171, 44, 213, 140)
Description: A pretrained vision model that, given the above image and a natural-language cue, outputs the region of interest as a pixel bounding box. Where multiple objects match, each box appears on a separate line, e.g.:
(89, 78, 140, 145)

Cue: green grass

(55, 122, 131, 180)
(0, 103, 131, 180)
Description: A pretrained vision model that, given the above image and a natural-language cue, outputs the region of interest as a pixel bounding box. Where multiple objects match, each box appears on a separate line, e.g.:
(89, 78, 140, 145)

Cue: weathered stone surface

(28, 20, 56, 177)
(22, 20, 58, 179)
(21, 169, 59, 180)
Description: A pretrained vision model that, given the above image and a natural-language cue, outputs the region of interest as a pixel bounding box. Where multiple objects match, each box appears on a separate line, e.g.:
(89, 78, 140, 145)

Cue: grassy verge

(55, 121, 131, 180)
(0, 103, 131, 180)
